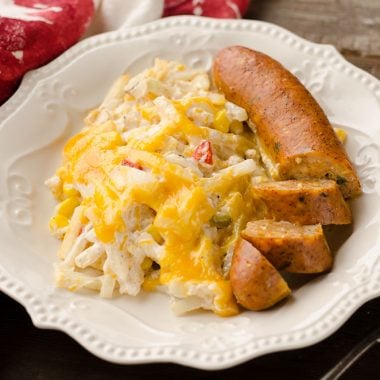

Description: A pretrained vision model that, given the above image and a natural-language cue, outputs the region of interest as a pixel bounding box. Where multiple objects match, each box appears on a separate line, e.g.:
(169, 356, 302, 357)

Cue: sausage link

(252, 179, 352, 225)
(213, 46, 361, 199)
(242, 220, 333, 274)
(230, 238, 290, 310)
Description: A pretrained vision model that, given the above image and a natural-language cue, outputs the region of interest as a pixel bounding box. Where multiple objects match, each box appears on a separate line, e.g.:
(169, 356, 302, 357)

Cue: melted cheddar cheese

(47, 59, 268, 316)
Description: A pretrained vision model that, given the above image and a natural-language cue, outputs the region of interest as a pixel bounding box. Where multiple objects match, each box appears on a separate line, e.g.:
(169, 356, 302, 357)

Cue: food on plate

(242, 221, 332, 273)
(212, 46, 361, 199)
(46, 58, 269, 317)
(230, 238, 290, 310)
(47, 47, 360, 316)
(251, 180, 352, 225)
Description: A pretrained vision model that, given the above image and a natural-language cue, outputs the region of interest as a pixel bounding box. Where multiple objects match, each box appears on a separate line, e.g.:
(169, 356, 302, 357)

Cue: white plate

(1, 16, 380, 370)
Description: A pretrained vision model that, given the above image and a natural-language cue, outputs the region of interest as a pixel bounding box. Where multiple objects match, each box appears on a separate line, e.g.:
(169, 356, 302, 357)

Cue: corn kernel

(141, 257, 153, 271)
(49, 214, 69, 233)
(214, 109, 230, 133)
(334, 128, 347, 144)
(140, 108, 151, 121)
(124, 93, 134, 101)
(142, 276, 160, 292)
(140, 107, 159, 123)
(55, 196, 81, 218)
(147, 224, 164, 245)
(230, 120, 244, 134)
(63, 183, 79, 198)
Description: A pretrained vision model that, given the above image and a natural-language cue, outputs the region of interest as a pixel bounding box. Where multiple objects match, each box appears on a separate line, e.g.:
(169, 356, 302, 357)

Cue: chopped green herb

(274, 142, 281, 153)
(211, 213, 232, 228)
(336, 176, 347, 185)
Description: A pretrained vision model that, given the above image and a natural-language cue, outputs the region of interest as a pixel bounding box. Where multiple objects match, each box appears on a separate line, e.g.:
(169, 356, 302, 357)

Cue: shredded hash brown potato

(46, 59, 275, 316)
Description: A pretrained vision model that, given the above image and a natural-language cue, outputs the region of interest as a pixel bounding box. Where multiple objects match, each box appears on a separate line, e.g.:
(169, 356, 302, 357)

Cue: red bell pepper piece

(193, 140, 213, 164)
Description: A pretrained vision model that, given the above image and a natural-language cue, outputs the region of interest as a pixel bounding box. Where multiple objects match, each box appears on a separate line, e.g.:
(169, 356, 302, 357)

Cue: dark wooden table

(1, 1, 380, 379)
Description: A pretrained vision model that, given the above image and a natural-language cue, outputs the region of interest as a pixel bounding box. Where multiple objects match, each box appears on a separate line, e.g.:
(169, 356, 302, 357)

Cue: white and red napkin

(0, 0, 250, 105)
(0, 0, 94, 104)
(164, 0, 250, 18)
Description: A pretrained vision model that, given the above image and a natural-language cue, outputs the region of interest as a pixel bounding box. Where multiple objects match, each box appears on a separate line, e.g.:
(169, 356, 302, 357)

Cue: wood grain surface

(1, 1, 380, 380)
(248, 0, 380, 79)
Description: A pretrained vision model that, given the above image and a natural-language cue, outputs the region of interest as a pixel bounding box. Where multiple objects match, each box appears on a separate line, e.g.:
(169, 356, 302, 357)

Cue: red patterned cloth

(164, 0, 250, 18)
(0, 0, 94, 104)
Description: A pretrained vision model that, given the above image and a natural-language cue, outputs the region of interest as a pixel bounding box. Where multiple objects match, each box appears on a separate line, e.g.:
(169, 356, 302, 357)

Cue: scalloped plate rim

(2, 16, 379, 118)
(0, 16, 380, 370)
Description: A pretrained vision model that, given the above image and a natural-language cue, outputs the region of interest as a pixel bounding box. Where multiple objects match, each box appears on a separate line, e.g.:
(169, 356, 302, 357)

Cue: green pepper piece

(211, 213, 232, 228)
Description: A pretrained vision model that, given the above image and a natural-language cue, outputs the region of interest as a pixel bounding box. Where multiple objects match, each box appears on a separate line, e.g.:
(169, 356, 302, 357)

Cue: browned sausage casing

(242, 220, 333, 273)
(212, 46, 361, 199)
(252, 179, 352, 225)
(230, 238, 290, 310)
